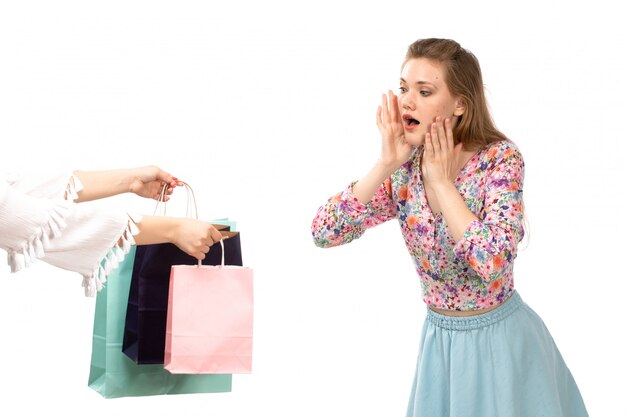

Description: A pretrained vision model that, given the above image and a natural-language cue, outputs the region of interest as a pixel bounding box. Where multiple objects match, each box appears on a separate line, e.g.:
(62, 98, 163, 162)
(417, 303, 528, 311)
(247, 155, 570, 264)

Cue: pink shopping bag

(164, 238, 253, 374)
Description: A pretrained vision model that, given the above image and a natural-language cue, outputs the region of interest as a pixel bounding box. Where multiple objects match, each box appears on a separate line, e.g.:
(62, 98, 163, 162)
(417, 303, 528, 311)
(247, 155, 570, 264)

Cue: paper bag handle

(154, 181, 198, 219)
(197, 238, 225, 267)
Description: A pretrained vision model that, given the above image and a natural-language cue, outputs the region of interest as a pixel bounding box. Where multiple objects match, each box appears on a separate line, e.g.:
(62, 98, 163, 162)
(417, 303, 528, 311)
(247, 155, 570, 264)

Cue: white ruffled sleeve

(1, 178, 74, 272)
(1, 171, 141, 297)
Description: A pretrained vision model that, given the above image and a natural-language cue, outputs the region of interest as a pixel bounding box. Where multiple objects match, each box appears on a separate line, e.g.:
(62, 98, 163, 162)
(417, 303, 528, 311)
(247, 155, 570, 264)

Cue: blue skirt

(406, 291, 588, 417)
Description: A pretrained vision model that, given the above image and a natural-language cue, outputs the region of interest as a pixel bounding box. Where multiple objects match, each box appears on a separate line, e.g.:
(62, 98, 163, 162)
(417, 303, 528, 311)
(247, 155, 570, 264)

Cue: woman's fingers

(381, 93, 390, 124)
(379, 91, 401, 127)
(209, 227, 223, 245)
(424, 132, 434, 158)
(430, 122, 441, 155)
(429, 117, 455, 158)
(423, 117, 464, 184)
(376, 105, 383, 130)
(155, 168, 182, 188)
(436, 118, 449, 153)
(172, 219, 226, 260)
(376, 90, 413, 168)
(444, 118, 454, 149)
(388, 90, 399, 124)
(195, 228, 224, 260)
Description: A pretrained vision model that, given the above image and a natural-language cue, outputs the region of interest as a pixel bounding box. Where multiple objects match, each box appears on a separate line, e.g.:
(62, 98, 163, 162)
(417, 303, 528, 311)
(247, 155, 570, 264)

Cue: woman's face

(399, 58, 465, 146)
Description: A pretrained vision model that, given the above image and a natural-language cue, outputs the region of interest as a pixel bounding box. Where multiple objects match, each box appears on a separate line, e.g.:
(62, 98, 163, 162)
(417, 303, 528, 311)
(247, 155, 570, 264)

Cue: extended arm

(312, 92, 410, 247)
(133, 215, 224, 261)
(72, 166, 181, 202)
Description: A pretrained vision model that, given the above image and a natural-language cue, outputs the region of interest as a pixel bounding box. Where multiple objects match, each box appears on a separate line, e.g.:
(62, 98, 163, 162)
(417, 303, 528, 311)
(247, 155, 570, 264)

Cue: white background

(1, 0, 624, 416)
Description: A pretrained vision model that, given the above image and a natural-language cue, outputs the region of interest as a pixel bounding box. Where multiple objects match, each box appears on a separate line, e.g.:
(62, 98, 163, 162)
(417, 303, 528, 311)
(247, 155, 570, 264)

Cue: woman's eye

(420, 90, 431, 97)
(398, 86, 407, 94)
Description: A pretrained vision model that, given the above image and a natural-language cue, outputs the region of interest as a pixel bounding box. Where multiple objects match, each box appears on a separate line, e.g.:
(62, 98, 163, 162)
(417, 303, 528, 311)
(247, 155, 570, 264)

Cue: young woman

(312, 38, 588, 416)
(1, 165, 224, 296)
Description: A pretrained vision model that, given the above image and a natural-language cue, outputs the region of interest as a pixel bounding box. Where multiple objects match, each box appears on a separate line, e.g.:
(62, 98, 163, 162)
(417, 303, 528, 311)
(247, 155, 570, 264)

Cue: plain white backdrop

(1, 0, 624, 416)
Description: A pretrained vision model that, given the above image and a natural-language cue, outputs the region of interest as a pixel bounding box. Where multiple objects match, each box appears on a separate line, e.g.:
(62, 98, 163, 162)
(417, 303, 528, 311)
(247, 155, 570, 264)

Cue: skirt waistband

(426, 291, 524, 331)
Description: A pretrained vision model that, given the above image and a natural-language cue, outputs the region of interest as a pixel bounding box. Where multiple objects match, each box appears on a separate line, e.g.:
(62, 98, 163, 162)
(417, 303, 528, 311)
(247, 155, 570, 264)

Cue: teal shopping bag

(88, 246, 232, 398)
(210, 218, 238, 231)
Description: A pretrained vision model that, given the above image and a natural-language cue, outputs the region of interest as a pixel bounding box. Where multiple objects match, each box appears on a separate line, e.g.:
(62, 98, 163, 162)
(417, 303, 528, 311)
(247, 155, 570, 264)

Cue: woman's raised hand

(422, 117, 463, 186)
(376, 90, 414, 170)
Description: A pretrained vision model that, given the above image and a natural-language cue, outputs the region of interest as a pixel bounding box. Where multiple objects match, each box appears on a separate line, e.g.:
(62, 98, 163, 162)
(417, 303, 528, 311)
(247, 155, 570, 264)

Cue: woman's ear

(453, 98, 466, 117)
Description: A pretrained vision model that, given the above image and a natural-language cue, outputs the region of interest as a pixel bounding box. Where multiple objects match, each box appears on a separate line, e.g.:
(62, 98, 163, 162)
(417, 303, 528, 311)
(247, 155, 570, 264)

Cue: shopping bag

(164, 239, 254, 374)
(87, 246, 232, 398)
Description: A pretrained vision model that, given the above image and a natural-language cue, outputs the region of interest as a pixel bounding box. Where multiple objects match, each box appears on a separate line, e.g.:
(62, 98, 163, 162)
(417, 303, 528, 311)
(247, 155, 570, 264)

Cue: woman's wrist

(72, 169, 132, 202)
(165, 217, 181, 245)
(125, 167, 150, 194)
(373, 159, 400, 179)
(353, 162, 395, 204)
(430, 178, 456, 195)
(134, 215, 180, 245)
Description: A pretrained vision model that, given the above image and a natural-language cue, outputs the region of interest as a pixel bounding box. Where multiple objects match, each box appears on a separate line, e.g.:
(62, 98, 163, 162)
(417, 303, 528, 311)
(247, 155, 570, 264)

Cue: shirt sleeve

(1, 171, 140, 297)
(41, 207, 141, 297)
(1, 179, 74, 269)
(4, 169, 80, 200)
(453, 144, 525, 283)
(311, 178, 397, 248)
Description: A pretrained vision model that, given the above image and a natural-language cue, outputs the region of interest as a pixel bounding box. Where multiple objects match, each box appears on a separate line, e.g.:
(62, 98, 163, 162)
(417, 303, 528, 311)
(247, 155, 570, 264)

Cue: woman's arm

(353, 91, 414, 204)
(312, 179, 398, 248)
(72, 166, 181, 203)
(421, 117, 479, 241)
(422, 118, 525, 282)
(452, 146, 525, 283)
(134, 215, 224, 261)
(312, 91, 412, 248)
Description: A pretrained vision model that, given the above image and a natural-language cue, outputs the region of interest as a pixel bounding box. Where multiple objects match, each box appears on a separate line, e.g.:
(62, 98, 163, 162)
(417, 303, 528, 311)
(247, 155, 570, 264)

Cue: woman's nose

(401, 92, 416, 111)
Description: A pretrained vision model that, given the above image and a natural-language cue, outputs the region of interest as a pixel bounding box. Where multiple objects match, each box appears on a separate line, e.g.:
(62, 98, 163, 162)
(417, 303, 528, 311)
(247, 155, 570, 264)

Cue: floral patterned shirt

(311, 140, 525, 311)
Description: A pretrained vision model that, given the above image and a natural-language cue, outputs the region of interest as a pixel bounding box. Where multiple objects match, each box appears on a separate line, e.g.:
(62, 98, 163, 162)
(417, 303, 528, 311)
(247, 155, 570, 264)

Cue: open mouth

(402, 114, 420, 127)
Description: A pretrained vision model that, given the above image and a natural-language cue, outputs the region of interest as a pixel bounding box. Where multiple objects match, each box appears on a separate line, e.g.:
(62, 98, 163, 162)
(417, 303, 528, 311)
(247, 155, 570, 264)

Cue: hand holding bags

(122, 225, 241, 364)
(165, 238, 254, 374)
(122, 183, 240, 365)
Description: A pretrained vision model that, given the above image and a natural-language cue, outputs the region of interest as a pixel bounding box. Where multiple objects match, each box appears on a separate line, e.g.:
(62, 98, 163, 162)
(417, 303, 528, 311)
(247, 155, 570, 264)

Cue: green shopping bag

(88, 245, 232, 398)
(210, 218, 238, 231)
